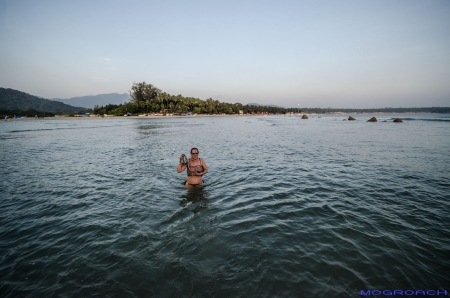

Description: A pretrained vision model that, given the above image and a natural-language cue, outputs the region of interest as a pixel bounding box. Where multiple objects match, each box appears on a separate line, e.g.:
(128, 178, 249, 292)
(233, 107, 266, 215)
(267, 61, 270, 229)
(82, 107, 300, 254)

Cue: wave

(8, 128, 54, 133)
(1, 115, 449, 297)
(357, 116, 450, 122)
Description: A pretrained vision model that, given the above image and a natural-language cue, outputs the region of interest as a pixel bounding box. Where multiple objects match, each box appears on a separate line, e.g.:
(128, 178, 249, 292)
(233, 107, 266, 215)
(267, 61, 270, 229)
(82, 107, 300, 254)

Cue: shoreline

(2, 112, 444, 121)
(4, 114, 247, 121)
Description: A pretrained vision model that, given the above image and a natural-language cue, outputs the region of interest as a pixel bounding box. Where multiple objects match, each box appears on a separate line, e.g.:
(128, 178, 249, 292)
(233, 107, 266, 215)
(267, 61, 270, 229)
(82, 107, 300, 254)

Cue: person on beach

(177, 148, 208, 186)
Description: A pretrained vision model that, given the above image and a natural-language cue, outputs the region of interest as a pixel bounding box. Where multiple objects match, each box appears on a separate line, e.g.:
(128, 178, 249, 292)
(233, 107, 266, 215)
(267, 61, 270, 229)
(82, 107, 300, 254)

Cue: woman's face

(190, 149, 199, 159)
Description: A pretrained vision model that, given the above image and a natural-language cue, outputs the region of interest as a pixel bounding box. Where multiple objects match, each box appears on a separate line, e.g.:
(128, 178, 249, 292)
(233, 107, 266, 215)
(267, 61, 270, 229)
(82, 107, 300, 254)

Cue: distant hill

(51, 93, 130, 109)
(0, 88, 86, 113)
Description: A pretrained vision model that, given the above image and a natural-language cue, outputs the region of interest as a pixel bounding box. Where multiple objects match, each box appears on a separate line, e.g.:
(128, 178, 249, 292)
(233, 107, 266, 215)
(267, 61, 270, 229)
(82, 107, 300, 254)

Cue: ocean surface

(1, 114, 449, 297)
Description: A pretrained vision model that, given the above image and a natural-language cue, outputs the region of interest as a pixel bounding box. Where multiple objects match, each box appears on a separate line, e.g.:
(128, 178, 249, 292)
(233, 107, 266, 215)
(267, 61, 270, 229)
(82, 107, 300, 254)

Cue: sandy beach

(4, 114, 249, 121)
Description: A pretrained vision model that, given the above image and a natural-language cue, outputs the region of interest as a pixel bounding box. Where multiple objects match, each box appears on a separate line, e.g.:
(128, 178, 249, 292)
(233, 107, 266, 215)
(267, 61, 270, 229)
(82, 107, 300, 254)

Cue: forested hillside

(0, 88, 85, 113)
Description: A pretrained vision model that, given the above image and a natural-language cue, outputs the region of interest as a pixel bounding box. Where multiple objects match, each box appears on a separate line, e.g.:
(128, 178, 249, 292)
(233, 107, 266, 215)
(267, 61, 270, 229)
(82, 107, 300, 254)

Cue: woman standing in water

(177, 148, 208, 186)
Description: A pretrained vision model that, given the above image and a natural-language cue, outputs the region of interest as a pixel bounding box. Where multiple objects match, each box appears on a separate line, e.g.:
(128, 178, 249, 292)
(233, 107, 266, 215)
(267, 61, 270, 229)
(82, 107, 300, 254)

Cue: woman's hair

(190, 147, 199, 153)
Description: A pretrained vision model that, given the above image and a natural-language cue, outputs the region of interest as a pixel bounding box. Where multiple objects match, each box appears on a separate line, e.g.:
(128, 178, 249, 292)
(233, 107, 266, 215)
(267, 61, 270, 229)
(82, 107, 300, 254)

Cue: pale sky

(1, 0, 449, 108)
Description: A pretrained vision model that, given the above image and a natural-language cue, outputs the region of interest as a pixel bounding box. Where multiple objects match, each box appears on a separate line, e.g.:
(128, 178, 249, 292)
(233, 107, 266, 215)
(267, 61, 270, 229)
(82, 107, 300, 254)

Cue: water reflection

(179, 187, 209, 213)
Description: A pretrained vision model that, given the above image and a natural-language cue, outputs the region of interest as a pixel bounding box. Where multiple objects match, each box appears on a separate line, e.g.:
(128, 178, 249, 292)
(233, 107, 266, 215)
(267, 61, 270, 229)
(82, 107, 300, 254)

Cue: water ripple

(1, 115, 449, 297)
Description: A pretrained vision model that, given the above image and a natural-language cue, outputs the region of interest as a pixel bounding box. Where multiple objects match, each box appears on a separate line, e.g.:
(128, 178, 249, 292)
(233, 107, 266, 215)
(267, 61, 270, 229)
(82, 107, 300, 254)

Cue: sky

(1, 0, 449, 108)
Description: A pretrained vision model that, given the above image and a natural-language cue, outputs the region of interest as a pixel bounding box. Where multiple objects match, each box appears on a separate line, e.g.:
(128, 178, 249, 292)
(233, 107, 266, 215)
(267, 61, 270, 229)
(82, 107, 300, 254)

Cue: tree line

(93, 82, 450, 115)
(93, 82, 300, 116)
(2, 84, 448, 118)
(93, 82, 240, 115)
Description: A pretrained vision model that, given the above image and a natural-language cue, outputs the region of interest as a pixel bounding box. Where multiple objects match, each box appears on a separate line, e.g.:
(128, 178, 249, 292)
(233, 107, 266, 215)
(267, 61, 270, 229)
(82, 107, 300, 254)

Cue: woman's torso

(186, 158, 204, 184)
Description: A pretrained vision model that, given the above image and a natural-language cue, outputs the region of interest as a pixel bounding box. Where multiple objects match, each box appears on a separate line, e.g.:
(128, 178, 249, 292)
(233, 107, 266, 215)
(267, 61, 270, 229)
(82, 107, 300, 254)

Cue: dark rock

(348, 116, 356, 120)
(393, 118, 403, 122)
(301, 114, 308, 119)
(367, 117, 377, 122)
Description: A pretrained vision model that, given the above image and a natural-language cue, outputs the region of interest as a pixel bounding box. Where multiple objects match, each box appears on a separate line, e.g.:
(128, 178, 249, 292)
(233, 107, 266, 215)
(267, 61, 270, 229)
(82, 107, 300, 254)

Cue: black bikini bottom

(184, 180, 204, 185)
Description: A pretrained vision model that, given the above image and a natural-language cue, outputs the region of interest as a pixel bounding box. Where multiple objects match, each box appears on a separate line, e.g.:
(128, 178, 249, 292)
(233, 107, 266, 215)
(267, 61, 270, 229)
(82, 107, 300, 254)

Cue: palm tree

(157, 92, 171, 112)
(185, 97, 199, 113)
(205, 98, 214, 113)
(170, 94, 183, 113)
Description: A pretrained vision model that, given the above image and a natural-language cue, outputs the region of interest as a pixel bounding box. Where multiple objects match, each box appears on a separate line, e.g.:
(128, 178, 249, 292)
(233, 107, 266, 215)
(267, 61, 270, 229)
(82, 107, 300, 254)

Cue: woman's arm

(177, 155, 188, 173)
(199, 159, 208, 175)
(177, 163, 187, 173)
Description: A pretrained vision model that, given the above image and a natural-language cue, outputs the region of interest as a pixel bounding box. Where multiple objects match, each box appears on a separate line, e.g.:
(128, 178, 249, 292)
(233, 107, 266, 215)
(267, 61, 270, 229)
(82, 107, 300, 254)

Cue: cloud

(102, 57, 112, 64)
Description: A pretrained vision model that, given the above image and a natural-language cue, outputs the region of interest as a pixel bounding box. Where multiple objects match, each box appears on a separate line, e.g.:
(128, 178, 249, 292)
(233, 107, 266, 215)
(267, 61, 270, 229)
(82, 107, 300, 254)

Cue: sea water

(1, 114, 449, 297)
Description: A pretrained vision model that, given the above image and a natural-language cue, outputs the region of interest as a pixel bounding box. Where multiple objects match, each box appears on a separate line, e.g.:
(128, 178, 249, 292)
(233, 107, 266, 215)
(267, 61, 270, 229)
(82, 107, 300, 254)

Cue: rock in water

(302, 114, 308, 119)
(367, 117, 377, 122)
(348, 116, 356, 120)
(393, 118, 403, 122)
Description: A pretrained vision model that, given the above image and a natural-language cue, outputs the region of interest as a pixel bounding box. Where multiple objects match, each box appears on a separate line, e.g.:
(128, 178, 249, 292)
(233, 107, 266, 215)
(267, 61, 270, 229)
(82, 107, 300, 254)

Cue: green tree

(170, 95, 183, 113)
(185, 97, 200, 113)
(130, 82, 161, 104)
